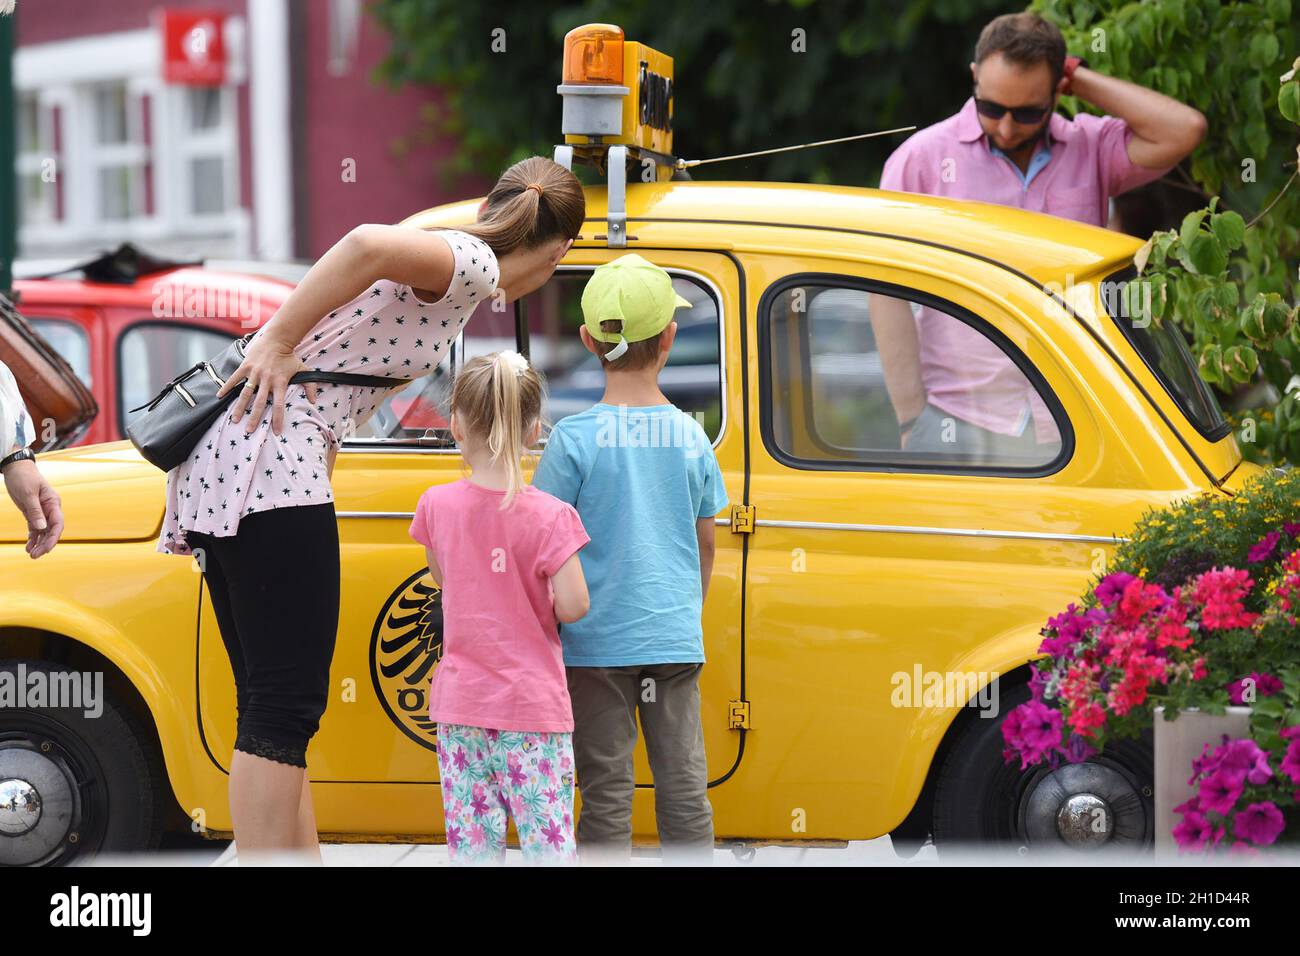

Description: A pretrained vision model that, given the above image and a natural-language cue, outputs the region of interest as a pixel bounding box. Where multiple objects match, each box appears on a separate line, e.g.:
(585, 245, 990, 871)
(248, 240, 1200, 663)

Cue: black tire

(931, 681, 1153, 855)
(0, 659, 164, 866)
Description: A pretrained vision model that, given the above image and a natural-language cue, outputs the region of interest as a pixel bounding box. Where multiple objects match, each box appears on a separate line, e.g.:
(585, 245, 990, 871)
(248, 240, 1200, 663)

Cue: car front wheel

(0, 659, 163, 866)
(931, 682, 1153, 854)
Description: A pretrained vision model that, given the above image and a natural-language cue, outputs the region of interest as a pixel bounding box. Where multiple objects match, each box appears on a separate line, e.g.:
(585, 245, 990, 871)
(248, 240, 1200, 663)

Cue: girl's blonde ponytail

(450, 352, 543, 509)
(487, 352, 526, 505)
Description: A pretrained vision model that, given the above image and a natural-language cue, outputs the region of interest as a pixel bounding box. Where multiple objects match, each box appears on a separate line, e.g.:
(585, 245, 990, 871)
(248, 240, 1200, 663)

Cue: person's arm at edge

(872, 146, 928, 442)
(424, 545, 443, 588)
(219, 224, 461, 434)
(869, 294, 926, 441)
(1068, 67, 1207, 170)
(551, 552, 589, 624)
(695, 516, 717, 602)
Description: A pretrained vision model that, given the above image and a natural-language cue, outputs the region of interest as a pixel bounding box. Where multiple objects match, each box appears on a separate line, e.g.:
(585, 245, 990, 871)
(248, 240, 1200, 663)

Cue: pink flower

(1197, 768, 1244, 815)
(542, 818, 567, 848)
(1192, 568, 1258, 630)
(1233, 802, 1285, 846)
(1218, 738, 1274, 786)
(1226, 672, 1283, 705)
(1114, 578, 1170, 628)
(1278, 740, 1300, 785)
(468, 822, 488, 848)
(1172, 808, 1214, 851)
(1062, 733, 1097, 764)
(470, 784, 490, 817)
(1039, 605, 1105, 656)
(1095, 572, 1137, 608)
(1001, 701, 1063, 769)
(507, 754, 527, 788)
(1247, 531, 1281, 563)
(1068, 701, 1107, 737)
(445, 824, 463, 850)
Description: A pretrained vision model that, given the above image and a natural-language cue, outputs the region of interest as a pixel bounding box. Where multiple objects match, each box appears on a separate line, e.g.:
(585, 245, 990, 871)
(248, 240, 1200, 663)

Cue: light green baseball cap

(581, 253, 692, 361)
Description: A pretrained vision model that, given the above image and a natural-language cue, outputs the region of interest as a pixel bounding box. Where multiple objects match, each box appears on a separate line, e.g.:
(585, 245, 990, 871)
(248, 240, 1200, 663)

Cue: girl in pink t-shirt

(408, 350, 590, 865)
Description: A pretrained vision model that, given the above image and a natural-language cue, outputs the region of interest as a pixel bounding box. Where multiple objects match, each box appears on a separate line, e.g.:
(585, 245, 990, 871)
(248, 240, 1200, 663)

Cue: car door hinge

(730, 504, 756, 534)
(728, 699, 752, 730)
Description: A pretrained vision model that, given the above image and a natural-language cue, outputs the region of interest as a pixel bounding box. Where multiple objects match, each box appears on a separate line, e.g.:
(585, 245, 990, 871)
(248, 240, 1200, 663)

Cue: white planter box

(1153, 705, 1252, 858)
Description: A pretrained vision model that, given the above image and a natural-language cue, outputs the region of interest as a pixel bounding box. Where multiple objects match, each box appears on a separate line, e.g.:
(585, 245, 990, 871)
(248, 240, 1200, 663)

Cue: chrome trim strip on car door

(750, 517, 1124, 544)
(352, 511, 1123, 543)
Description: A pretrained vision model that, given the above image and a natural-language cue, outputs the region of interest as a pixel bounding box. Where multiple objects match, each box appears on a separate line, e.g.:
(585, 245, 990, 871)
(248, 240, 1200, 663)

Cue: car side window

(346, 268, 724, 446)
(525, 269, 723, 443)
(345, 285, 517, 443)
(29, 318, 92, 387)
(764, 280, 1067, 472)
(118, 322, 234, 432)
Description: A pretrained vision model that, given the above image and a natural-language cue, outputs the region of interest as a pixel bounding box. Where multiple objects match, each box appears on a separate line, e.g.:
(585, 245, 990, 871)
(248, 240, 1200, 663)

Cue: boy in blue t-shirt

(532, 254, 728, 864)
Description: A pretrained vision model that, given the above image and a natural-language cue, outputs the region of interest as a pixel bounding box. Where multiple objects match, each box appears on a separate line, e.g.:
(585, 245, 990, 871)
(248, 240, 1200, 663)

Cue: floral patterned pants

(435, 722, 578, 865)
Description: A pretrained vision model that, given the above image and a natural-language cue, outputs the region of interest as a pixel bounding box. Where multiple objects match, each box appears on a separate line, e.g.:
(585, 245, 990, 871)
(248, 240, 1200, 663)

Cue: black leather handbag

(126, 332, 411, 472)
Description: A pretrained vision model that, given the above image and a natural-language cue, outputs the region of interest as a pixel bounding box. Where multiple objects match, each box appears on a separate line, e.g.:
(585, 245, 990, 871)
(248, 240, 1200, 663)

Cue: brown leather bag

(0, 293, 98, 450)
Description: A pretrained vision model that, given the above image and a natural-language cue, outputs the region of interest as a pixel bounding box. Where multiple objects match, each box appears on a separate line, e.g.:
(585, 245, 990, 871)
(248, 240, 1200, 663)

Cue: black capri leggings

(187, 502, 340, 769)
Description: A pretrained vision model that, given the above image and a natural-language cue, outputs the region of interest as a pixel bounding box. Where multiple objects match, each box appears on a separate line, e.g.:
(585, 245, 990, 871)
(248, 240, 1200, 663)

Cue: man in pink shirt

(873, 12, 1206, 461)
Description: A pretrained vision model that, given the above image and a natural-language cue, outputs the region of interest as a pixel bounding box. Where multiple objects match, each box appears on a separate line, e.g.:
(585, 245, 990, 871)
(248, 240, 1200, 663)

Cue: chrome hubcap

(1021, 762, 1147, 849)
(0, 777, 42, 835)
(0, 747, 75, 865)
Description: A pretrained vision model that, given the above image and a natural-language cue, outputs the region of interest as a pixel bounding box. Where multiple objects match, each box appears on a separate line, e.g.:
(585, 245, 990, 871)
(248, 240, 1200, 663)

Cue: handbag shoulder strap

(290, 370, 413, 389)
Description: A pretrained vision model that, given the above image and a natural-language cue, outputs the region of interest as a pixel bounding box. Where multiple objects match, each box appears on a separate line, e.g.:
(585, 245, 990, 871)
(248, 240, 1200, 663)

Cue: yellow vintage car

(0, 180, 1258, 864)
(0, 25, 1258, 864)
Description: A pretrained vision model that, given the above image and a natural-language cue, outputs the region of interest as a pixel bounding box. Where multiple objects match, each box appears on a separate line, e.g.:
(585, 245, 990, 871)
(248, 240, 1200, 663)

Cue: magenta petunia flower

(1062, 733, 1097, 764)
(1247, 531, 1282, 564)
(1284, 522, 1300, 538)
(1028, 666, 1049, 701)
(1172, 808, 1213, 851)
(1217, 738, 1274, 786)
(1227, 672, 1284, 705)
(1095, 572, 1137, 608)
(1233, 802, 1285, 846)
(1001, 700, 1063, 769)
(1197, 768, 1244, 815)
(1278, 740, 1300, 785)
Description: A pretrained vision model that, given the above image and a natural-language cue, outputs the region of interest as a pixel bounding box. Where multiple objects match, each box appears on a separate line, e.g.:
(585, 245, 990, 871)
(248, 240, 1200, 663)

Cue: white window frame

(14, 91, 57, 227)
(14, 25, 250, 256)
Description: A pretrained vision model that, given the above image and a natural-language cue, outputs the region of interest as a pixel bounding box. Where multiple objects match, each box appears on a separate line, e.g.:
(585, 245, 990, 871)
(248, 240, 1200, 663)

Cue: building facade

(14, 0, 483, 266)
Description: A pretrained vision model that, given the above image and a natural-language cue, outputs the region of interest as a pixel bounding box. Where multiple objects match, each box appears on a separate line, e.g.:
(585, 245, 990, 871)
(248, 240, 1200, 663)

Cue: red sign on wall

(159, 9, 227, 86)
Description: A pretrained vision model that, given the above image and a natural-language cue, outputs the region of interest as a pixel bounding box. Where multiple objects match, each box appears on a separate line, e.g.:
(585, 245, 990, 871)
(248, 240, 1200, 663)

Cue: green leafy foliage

(367, 0, 1013, 187)
(1035, 0, 1300, 464)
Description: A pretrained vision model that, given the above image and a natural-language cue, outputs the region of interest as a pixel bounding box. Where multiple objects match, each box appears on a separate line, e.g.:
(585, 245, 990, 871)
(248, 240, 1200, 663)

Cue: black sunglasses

(972, 91, 1053, 125)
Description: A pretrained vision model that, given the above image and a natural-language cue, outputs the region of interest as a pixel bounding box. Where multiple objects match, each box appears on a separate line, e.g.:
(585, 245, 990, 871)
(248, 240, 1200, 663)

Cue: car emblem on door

(369, 569, 443, 751)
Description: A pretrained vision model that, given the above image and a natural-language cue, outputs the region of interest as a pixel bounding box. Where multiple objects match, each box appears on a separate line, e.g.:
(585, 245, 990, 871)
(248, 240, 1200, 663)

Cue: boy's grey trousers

(566, 662, 714, 863)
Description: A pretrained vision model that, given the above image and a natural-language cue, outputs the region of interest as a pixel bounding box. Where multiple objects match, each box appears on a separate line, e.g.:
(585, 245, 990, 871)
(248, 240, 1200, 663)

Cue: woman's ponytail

(440, 156, 585, 258)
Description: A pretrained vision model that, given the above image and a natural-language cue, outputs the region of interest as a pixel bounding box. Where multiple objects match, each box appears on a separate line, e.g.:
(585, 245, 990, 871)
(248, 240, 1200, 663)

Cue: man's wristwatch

(0, 448, 36, 472)
(1062, 55, 1088, 94)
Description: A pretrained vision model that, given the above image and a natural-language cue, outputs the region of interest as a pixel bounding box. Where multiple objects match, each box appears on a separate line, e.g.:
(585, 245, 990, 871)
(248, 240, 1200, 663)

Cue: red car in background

(11, 245, 296, 447)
